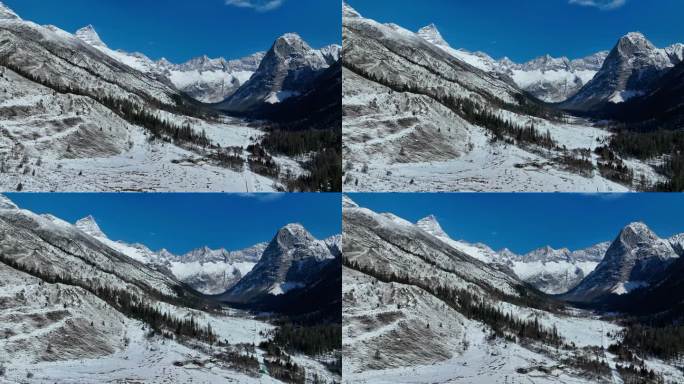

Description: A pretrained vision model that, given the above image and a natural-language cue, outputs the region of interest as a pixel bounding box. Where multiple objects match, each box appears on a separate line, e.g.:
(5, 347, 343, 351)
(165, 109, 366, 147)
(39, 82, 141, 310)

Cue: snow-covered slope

(342, 198, 684, 384)
(219, 33, 338, 112)
(563, 32, 681, 111)
(221, 224, 338, 303)
(0, 201, 188, 302)
(342, 3, 655, 192)
(563, 222, 680, 302)
(0, 2, 284, 192)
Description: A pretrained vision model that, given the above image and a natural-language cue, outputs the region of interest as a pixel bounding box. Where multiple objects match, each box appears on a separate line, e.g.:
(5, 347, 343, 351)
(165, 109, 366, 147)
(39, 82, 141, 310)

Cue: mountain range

(342, 195, 684, 383)
(0, 194, 341, 382)
(73, 213, 340, 301)
(0, 1, 341, 192)
(73, 23, 340, 107)
(342, 2, 684, 192)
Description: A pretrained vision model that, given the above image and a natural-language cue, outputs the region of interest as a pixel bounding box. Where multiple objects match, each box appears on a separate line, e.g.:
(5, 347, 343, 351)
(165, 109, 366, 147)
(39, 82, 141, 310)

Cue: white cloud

(225, 0, 284, 12)
(569, 0, 626, 10)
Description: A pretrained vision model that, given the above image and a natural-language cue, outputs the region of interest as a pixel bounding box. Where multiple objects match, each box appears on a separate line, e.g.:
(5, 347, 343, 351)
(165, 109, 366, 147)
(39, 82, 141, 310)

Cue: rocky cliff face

(562, 222, 680, 302)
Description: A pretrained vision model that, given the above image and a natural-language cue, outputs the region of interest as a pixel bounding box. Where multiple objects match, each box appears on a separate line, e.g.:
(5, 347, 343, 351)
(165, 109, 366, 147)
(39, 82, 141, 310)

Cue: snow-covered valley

(341, 3, 679, 192)
(0, 194, 342, 383)
(0, 1, 340, 192)
(342, 196, 684, 383)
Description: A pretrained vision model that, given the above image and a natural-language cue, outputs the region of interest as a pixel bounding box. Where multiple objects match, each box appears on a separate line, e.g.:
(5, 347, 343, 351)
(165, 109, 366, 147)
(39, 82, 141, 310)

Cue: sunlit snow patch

(265, 90, 299, 104)
(609, 90, 644, 103)
(612, 281, 649, 295)
(269, 282, 305, 295)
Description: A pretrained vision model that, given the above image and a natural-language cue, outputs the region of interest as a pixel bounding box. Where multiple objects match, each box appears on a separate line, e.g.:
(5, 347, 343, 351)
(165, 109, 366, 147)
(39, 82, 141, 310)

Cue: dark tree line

(0, 254, 216, 344)
(262, 323, 341, 357)
(247, 143, 280, 179)
(216, 350, 260, 376)
(264, 357, 306, 384)
(345, 258, 564, 347)
(608, 130, 684, 191)
(611, 324, 684, 363)
(284, 147, 342, 192)
(595, 145, 634, 185)
(261, 130, 339, 157)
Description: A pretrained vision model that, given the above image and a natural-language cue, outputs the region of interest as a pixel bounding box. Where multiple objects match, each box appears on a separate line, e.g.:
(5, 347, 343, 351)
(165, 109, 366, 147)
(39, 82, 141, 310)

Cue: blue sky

(5, 193, 341, 255)
(4, 0, 341, 62)
(346, 0, 684, 62)
(348, 193, 684, 254)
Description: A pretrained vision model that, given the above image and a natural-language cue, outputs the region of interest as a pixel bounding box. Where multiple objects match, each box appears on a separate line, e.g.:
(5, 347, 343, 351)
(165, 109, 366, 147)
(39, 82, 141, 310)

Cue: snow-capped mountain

(75, 24, 105, 47)
(342, 2, 645, 193)
(219, 33, 340, 112)
(0, 195, 336, 382)
(341, 197, 664, 383)
(415, 215, 500, 263)
(414, 22, 608, 103)
(605, 58, 684, 127)
(562, 222, 681, 302)
(563, 32, 681, 111)
(498, 52, 609, 103)
(414, 213, 607, 294)
(172, 243, 267, 295)
(72, 23, 266, 103)
(509, 243, 609, 294)
(74, 215, 267, 295)
(157, 52, 265, 103)
(0, 2, 286, 192)
(221, 223, 338, 303)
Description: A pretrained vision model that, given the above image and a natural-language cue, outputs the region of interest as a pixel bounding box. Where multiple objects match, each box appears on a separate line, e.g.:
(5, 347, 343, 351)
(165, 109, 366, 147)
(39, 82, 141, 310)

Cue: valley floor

(0, 116, 283, 192)
(343, 268, 684, 384)
(344, 117, 662, 192)
(342, 69, 663, 192)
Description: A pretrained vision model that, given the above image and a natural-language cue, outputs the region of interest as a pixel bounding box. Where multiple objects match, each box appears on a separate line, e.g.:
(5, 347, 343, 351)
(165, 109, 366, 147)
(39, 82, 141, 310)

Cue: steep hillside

(341, 3, 657, 192)
(342, 197, 684, 383)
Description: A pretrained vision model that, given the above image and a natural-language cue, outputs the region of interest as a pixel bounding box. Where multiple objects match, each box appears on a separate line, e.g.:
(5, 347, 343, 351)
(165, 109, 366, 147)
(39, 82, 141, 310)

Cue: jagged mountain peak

(182, 246, 231, 263)
(617, 221, 658, 245)
(417, 23, 449, 47)
(76, 24, 106, 47)
(614, 32, 659, 56)
(620, 31, 650, 45)
(416, 215, 449, 238)
(184, 54, 227, 68)
(0, 194, 18, 210)
(222, 223, 337, 302)
(157, 248, 176, 259)
(272, 32, 311, 53)
(0, 1, 20, 20)
(564, 222, 679, 302)
(275, 223, 315, 247)
(75, 215, 106, 238)
(156, 57, 173, 67)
